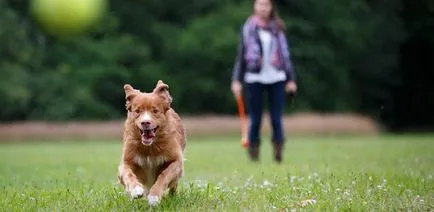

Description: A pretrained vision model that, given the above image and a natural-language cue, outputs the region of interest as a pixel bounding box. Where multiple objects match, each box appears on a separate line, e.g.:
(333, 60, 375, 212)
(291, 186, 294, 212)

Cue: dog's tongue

(142, 129, 156, 139)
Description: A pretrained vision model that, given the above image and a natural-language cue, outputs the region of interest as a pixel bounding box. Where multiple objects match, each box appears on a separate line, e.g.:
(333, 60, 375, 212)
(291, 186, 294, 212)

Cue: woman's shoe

(273, 142, 283, 163)
(248, 145, 259, 162)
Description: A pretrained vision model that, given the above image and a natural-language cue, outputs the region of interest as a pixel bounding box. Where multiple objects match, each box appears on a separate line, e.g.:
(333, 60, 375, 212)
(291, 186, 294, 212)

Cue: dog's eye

(153, 109, 159, 114)
(133, 110, 140, 116)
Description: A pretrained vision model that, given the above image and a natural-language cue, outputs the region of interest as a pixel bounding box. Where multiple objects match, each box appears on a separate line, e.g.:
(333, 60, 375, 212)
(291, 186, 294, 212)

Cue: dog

(117, 80, 186, 206)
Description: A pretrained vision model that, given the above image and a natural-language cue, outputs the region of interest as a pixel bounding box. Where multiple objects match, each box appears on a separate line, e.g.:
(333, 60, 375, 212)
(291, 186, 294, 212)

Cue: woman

(231, 0, 297, 163)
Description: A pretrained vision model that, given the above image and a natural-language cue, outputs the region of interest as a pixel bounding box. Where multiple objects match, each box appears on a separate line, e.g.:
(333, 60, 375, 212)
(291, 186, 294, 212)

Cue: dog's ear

(153, 80, 172, 111)
(124, 84, 140, 111)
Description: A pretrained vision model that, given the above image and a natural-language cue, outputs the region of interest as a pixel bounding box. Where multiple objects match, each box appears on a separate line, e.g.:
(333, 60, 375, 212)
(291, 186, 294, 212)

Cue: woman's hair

(255, 0, 286, 30)
(271, 10, 286, 30)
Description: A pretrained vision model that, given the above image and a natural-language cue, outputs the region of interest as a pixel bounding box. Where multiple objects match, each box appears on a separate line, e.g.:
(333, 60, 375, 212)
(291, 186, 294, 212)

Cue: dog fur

(117, 80, 186, 206)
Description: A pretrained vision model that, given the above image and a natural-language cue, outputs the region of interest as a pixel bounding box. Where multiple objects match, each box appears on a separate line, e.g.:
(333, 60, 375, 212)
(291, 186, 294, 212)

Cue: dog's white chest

(134, 155, 167, 186)
(134, 155, 167, 167)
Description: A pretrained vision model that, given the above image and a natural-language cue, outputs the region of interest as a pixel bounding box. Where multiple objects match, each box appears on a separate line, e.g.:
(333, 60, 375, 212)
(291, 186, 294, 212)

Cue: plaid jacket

(231, 21, 296, 83)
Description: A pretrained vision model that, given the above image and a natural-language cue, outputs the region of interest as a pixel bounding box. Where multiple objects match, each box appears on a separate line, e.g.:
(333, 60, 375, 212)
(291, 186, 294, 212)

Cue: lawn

(0, 135, 433, 211)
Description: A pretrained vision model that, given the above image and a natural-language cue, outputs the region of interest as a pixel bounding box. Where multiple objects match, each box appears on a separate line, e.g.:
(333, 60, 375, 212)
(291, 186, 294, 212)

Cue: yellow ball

(30, 0, 107, 38)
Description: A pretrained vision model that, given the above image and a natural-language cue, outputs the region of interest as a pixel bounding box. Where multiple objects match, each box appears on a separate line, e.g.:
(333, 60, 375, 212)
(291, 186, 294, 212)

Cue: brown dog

(117, 80, 186, 206)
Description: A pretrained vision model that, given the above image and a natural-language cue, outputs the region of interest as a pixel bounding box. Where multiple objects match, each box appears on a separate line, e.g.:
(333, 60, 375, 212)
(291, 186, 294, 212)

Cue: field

(0, 134, 433, 211)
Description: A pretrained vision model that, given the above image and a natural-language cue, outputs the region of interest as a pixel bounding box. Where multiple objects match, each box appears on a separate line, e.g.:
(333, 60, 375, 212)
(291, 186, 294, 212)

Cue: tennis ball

(30, 0, 108, 38)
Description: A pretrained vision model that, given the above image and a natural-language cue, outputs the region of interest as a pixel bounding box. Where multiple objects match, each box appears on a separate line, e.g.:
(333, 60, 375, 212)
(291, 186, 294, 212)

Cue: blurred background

(0, 0, 433, 140)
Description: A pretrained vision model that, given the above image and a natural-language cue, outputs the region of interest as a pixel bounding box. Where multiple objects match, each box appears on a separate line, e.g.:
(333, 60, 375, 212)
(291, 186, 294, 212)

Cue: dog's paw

(130, 186, 145, 199)
(147, 195, 160, 206)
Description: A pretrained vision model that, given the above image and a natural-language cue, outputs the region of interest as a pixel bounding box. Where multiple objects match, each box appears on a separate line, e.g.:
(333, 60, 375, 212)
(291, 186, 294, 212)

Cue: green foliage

(0, 3, 37, 120)
(0, 0, 431, 129)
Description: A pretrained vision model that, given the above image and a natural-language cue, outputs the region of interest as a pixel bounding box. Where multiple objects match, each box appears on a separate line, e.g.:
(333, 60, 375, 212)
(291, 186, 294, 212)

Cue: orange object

(235, 94, 249, 149)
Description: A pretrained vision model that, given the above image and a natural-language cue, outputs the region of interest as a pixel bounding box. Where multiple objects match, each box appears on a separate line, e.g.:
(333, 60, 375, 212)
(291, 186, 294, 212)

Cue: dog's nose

(141, 121, 151, 127)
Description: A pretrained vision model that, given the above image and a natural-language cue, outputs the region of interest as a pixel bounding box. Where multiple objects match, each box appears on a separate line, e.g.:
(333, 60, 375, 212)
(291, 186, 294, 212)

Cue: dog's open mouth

(140, 127, 158, 145)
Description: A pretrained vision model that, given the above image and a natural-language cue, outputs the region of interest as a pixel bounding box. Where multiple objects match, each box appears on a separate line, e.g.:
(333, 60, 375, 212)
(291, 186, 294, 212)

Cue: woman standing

(231, 0, 297, 163)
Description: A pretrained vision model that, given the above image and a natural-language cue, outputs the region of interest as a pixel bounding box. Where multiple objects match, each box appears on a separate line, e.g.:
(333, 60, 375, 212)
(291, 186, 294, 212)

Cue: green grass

(0, 135, 433, 211)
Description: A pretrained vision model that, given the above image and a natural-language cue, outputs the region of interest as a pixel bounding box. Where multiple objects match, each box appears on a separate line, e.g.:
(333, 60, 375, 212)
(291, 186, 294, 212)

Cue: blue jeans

(245, 81, 286, 147)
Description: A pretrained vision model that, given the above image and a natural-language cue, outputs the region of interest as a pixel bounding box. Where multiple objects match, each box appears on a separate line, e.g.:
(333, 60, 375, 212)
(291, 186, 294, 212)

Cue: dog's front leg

(147, 160, 183, 206)
(118, 163, 146, 199)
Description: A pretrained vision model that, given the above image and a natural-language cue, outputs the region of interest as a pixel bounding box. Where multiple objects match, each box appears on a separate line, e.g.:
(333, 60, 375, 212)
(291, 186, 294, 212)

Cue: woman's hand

(231, 80, 243, 97)
(285, 81, 297, 94)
